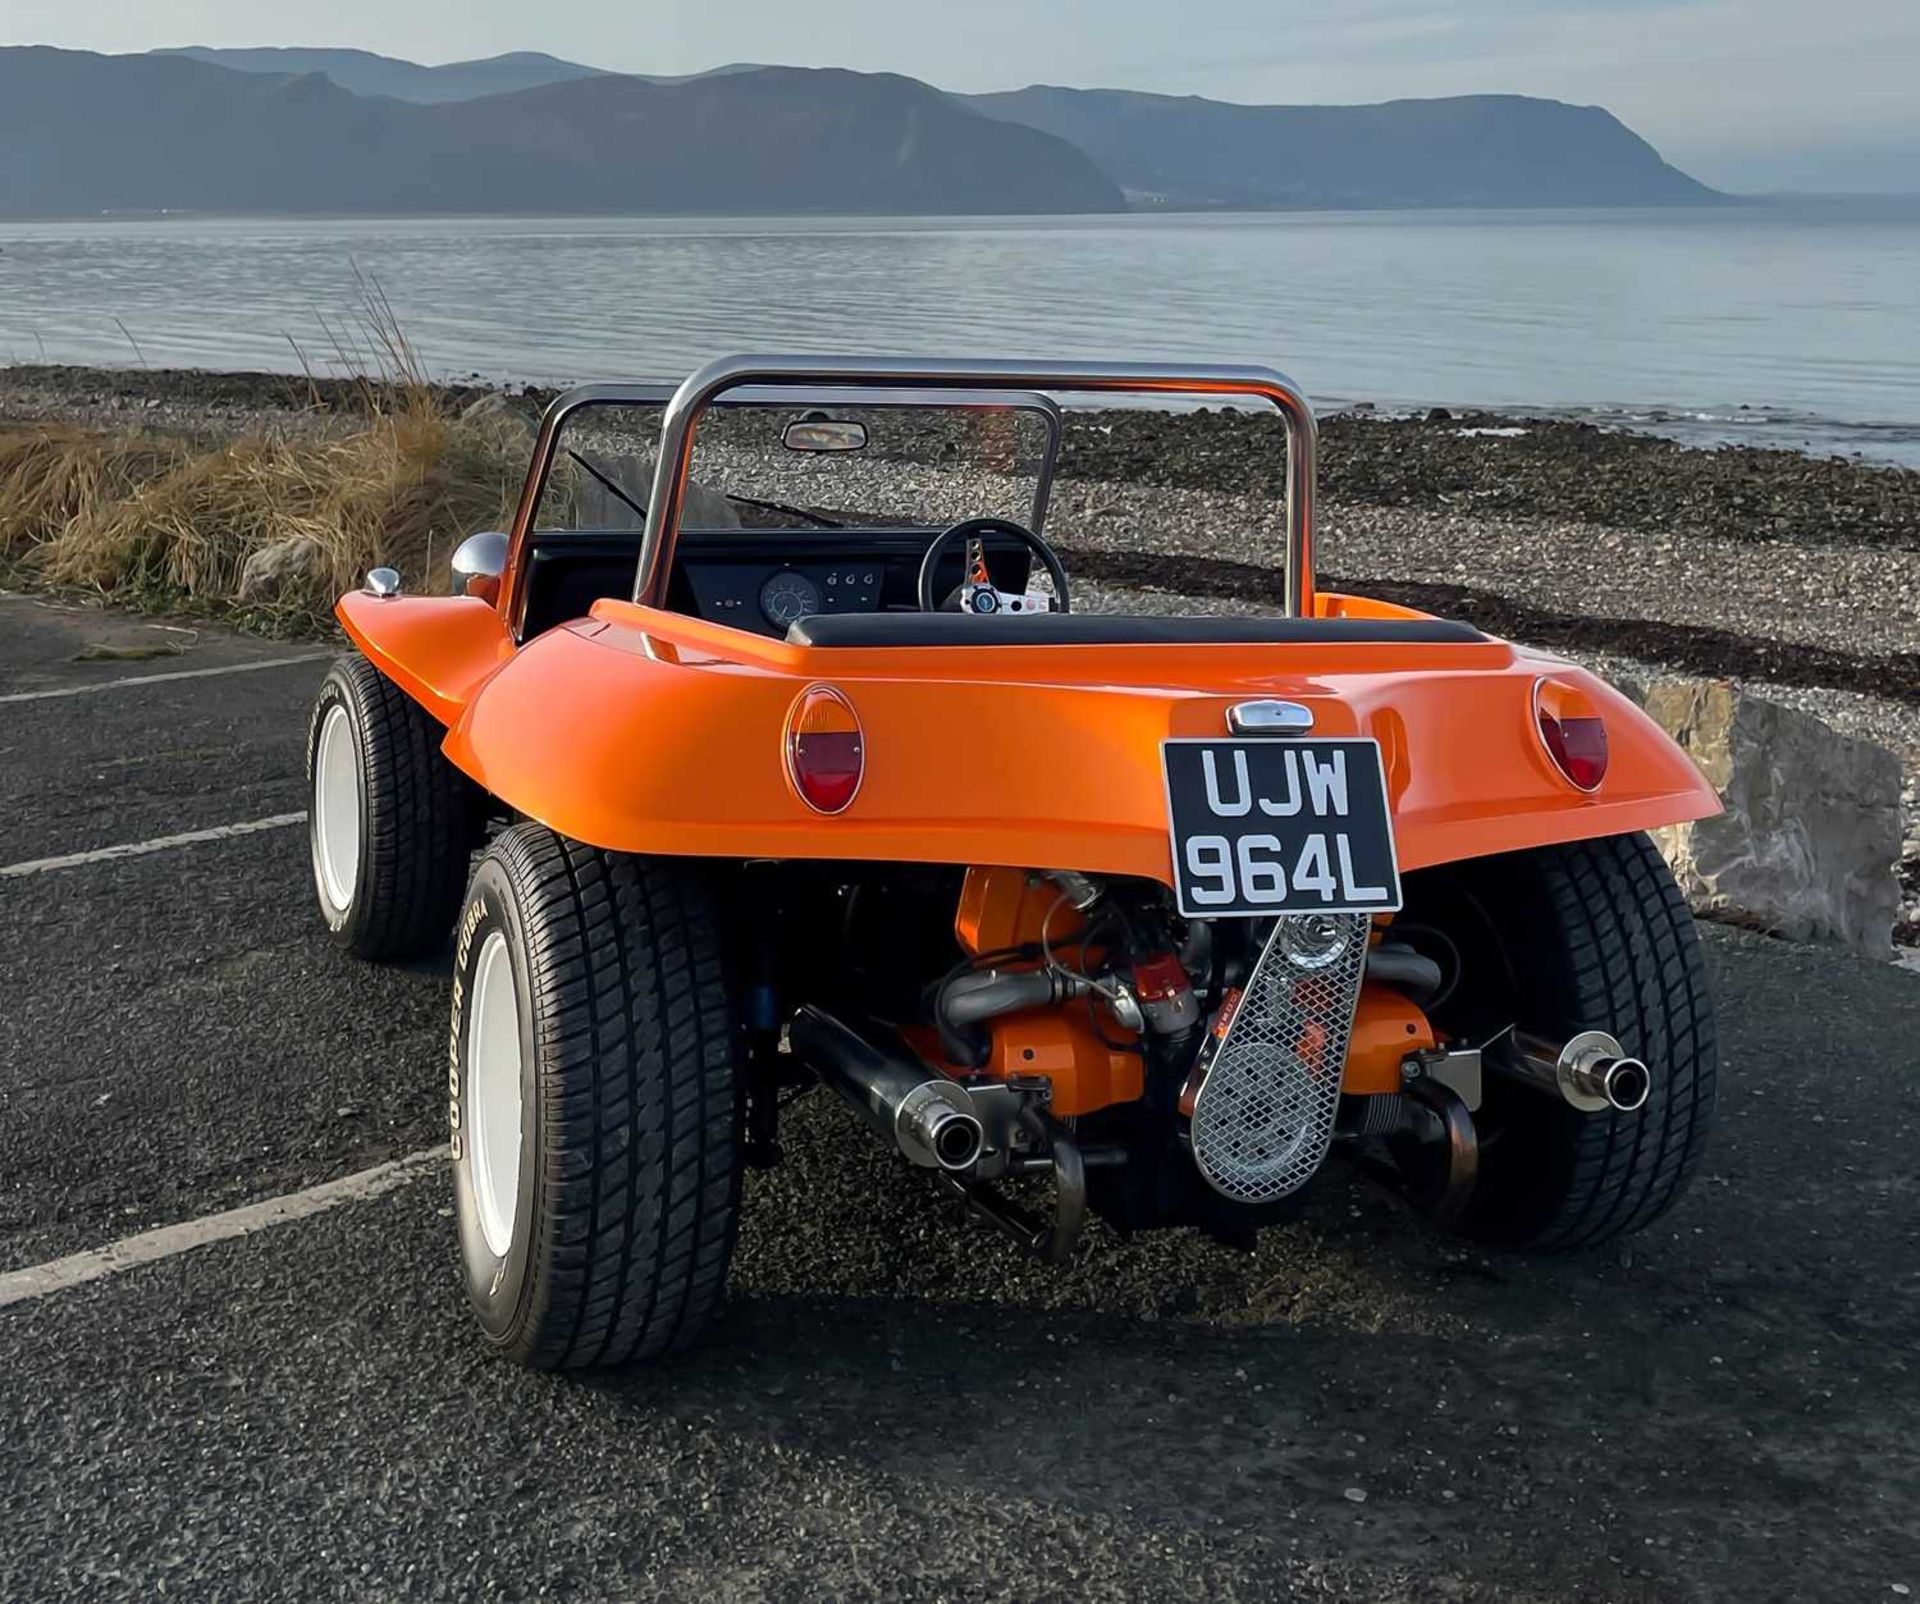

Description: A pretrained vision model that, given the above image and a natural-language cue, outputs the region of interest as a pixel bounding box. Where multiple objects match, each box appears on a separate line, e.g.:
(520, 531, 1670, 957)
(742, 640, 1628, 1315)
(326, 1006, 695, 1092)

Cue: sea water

(2, 200, 1916, 464)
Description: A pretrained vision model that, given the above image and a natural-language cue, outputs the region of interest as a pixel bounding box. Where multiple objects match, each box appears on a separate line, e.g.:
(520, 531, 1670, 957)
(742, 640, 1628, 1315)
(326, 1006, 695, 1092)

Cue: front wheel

(307, 656, 477, 960)
(449, 825, 742, 1368)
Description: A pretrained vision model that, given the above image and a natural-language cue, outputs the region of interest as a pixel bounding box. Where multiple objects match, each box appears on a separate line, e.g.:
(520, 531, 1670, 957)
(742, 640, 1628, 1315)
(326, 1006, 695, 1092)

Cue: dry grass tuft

(1, 282, 528, 629)
(0, 428, 187, 553)
(0, 395, 526, 630)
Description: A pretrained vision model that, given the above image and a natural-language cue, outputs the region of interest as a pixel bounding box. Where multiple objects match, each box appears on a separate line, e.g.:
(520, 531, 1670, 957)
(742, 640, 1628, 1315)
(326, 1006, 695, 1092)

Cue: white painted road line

(0, 812, 308, 879)
(0, 1148, 447, 1311)
(0, 651, 331, 704)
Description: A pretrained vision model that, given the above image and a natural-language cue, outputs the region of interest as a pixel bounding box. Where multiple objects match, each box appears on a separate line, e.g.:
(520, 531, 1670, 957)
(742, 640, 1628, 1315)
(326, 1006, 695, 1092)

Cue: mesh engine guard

(1186, 913, 1370, 1205)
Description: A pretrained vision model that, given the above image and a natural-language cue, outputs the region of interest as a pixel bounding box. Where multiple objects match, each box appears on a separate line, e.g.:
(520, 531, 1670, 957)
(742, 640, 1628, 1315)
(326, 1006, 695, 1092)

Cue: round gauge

(759, 570, 822, 629)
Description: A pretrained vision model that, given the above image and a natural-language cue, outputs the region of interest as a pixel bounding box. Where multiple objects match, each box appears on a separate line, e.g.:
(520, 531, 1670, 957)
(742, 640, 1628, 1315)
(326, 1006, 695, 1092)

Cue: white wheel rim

(467, 930, 524, 1260)
(312, 703, 362, 914)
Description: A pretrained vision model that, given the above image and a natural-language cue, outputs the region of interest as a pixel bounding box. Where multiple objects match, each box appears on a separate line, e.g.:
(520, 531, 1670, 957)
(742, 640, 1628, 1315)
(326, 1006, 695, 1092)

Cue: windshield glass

(533, 397, 1054, 535)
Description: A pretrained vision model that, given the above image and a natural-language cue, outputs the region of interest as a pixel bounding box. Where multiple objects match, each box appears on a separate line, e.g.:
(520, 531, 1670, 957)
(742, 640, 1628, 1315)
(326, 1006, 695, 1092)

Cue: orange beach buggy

(307, 356, 1719, 1368)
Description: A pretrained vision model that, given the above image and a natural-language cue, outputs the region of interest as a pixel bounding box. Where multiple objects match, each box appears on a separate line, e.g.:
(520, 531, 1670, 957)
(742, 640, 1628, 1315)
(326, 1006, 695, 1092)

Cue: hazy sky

(8, 0, 1916, 191)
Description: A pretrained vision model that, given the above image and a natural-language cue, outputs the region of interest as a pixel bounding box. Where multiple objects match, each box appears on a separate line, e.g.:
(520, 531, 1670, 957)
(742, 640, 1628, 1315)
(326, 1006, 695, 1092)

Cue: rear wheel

(1424, 832, 1718, 1249)
(307, 656, 477, 960)
(450, 824, 742, 1368)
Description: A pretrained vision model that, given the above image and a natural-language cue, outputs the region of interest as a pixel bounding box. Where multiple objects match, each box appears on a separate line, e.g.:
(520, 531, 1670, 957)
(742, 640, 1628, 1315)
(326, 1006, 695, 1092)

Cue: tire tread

(486, 825, 739, 1369)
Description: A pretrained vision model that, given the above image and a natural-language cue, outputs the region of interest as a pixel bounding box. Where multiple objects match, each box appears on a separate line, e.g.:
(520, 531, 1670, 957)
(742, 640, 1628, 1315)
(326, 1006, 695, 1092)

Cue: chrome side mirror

(451, 530, 509, 605)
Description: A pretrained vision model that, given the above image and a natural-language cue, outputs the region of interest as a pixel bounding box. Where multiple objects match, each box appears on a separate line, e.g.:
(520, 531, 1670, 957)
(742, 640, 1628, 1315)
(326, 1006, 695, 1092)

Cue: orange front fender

(336, 592, 516, 727)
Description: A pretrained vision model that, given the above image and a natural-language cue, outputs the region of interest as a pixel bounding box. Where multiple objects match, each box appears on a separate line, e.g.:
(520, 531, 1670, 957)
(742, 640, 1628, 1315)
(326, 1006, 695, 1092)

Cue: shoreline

(2, 357, 1912, 542)
(5, 357, 1920, 470)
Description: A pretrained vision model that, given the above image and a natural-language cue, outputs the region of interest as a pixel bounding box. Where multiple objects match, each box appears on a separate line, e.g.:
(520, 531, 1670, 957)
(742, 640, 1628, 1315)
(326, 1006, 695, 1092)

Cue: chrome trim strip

(631, 355, 1318, 616)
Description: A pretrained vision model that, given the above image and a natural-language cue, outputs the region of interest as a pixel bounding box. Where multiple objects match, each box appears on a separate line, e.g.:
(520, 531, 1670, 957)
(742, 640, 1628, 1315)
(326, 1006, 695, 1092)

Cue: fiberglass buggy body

(307, 356, 1720, 1368)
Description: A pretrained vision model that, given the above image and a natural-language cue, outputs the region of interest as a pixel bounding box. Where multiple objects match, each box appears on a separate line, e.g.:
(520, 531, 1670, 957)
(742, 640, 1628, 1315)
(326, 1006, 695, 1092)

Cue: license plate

(1162, 738, 1402, 918)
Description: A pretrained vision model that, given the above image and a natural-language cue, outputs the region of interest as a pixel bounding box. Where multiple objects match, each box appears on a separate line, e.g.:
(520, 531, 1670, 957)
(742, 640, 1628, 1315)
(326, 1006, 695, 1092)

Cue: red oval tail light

(1540, 712, 1609, 790)
(1533, 678, 1608, 791)
(786, 686, 864, 814)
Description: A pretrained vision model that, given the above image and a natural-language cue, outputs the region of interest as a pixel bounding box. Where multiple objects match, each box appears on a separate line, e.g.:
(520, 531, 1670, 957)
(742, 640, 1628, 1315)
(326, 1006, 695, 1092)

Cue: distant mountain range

(962, 86, 1718, 209)
(156, 45, 615, 102)
(0, 49, 1120, 215)
(154, 46, 773, 101)
(0, 44, 1724, 219)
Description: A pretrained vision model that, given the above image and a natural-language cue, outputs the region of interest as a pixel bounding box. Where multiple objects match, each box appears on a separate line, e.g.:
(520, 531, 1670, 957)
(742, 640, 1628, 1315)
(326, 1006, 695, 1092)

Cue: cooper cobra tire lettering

(447, 896, 487, 1160)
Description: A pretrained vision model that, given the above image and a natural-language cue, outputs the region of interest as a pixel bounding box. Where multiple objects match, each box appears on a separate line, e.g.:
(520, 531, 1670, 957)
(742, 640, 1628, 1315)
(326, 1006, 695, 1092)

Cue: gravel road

(2, 595, 1918, 1602)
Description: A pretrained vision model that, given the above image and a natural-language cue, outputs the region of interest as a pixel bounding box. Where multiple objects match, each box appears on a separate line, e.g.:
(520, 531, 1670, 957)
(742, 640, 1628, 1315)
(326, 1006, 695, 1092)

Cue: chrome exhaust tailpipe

(1491, 1029, 1651, 1114)
(789, 1005, 985, 1171)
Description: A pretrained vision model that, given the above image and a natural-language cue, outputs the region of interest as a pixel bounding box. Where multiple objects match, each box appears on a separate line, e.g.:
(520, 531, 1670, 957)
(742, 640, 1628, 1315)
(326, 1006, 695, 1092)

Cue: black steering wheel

(915, 517, 1072, 615)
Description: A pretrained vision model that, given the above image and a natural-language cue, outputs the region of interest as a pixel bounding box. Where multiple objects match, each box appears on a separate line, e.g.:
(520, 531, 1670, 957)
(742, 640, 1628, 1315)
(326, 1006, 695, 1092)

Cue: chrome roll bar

(633, 355, 1319, 616)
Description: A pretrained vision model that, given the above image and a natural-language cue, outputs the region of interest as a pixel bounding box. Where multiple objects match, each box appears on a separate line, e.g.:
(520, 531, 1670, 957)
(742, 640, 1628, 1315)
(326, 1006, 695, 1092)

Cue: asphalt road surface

(1, 592, 1916, 1603)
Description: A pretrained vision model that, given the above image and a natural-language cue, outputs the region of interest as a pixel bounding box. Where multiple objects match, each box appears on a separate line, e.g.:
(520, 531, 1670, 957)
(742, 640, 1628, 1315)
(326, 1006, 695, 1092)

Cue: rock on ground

(1638, 678, 1904, 959)
(235, 535, 327, 603)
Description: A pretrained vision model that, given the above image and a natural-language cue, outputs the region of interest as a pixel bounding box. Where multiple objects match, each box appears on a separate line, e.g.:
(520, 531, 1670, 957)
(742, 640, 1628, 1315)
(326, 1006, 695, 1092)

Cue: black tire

(449, 824, 742, 1369)
(1452, 832, 1718, 1249)
(306, 656, 477, 960)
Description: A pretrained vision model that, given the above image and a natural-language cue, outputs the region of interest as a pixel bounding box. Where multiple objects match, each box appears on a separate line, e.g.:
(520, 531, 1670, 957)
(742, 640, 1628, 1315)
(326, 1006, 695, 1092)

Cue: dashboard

(517, 529, 1036, 642)
(670, 531, 1034, 639)
(680, 559, 886, 633)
